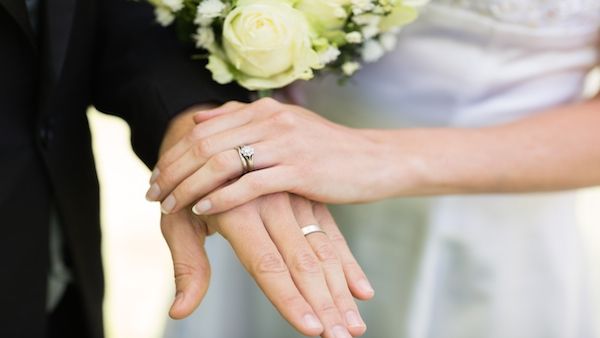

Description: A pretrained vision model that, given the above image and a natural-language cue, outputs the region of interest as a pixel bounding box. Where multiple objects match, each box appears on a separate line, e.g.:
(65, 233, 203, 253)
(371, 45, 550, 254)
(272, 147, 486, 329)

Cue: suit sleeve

(91, 0, 249, 168)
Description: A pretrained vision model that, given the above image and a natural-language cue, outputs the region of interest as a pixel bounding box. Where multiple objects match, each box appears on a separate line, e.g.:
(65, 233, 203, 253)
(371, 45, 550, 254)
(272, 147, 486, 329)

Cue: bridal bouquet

(150, 0, 428, 92)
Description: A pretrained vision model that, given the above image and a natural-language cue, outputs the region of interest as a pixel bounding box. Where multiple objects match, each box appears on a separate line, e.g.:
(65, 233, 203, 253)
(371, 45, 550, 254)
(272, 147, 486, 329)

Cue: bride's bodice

(299, 0, 600, 128)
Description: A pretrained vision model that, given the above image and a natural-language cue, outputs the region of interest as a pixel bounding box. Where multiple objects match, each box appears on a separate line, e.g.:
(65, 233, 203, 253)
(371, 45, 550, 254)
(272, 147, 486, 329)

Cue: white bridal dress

(164, 1, 600, 337)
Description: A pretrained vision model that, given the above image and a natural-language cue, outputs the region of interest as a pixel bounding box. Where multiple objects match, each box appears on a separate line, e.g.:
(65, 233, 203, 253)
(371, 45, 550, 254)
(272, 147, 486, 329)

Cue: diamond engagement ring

(301, 224, 325, 237)
(237, 145, 255, 173)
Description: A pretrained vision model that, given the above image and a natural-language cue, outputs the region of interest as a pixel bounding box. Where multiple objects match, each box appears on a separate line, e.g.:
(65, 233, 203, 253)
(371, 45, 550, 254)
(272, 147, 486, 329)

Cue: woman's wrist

(358, 127, 486, 198)
(354, 128, 435, 199)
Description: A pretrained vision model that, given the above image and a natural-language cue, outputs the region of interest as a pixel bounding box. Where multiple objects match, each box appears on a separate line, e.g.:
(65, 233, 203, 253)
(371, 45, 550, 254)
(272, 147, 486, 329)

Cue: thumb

(161, 211, 211, 319)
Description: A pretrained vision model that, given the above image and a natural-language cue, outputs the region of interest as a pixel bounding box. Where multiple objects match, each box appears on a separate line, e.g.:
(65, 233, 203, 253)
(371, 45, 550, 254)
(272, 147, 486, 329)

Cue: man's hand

(156, 106, 374, 338)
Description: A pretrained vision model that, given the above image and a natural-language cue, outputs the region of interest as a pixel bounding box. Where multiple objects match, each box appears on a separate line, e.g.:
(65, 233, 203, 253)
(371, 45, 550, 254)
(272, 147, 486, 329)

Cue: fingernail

(332, 325, 352, 338)
(345, 310, 365, 328)
(161, 195, 176, 214)
(303, 313, 322, 330)
(146, 183, 161, 201)
(192, 200, 212, 215)
(149, 168, 160, 184)
(358, 279, 375, 296)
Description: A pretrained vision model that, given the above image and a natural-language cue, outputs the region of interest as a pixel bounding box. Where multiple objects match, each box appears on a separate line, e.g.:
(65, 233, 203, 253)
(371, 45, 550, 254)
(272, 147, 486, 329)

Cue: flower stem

(257, 89, 273, 98)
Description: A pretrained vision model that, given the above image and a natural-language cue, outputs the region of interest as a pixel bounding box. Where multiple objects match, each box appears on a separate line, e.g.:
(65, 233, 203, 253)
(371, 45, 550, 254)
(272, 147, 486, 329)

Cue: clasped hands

(149, 99, 380, 338)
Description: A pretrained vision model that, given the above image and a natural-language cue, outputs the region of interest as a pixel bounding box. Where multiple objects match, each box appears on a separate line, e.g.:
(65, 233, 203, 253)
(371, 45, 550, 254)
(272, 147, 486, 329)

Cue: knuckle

(258, 193, 289, 214)
(155, 168, 179, 193)
(209, 151, 235, 173)
(267, 192, 290, 204)
(332, 292, 352, 308)
(225, 100, 242, 108)
(280, 294, 305, 310)
(214, 192, 237, 211)
(193, 138, 213, 159)
(328, 232, 348, 246)
(314, 243, 339, 264)
(156, 168, 174, 188)
(191, 125, 205, 140)
(245, 175, 264, 191)
(292, 250, 321, 274)
(254, 252, 288, 275)
(172, 262, 198, 280)
(343, 261, 362, 274)
(258, 97, 278, 107)
(172, 182, 192, 202)
(316, 302, 338, 315)
(272, 110, 296, 128)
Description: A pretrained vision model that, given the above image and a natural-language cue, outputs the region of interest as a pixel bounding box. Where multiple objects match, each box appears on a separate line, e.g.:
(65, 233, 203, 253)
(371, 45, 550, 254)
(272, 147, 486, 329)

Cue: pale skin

(148, 95, 600, 216)
(157, 107, 374, 338)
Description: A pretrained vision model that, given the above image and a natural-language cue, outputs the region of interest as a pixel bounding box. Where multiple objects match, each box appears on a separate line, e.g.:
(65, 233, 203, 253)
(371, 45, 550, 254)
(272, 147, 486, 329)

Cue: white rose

(221, 0, 320, 90)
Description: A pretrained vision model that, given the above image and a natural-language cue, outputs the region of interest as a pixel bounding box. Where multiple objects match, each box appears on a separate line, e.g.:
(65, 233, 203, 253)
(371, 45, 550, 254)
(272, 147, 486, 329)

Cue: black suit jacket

(0, 0, 245, 337)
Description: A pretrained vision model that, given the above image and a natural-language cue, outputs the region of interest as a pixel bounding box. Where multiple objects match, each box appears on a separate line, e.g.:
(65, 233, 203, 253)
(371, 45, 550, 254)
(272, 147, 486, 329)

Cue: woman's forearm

(370, 98, 600, 198)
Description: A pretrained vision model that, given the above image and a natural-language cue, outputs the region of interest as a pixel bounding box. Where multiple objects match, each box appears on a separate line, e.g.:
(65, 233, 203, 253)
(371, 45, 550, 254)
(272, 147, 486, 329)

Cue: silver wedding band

(236, 145, 255, 174)
(301, 224, 325, 237)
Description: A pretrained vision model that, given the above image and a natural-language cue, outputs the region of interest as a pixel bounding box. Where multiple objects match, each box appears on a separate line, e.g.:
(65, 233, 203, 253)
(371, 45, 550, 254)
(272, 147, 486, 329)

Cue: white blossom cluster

(192, 0, 227, 50)
(151, 0, 184, 26)
(335, 0, 429, 75)
(149, 0, 429, 90)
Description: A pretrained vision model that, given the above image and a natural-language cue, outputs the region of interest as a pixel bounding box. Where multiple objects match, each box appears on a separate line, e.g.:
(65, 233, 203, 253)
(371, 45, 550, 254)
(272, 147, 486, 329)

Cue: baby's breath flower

(352, 13, 381, 27)
(195, 0, 227, 26)
(379, 32, 398, 51)
(345, 31, 363, 44)
(162, 0, 183, 12)
(193, 26, 216, 50)
(333, 6, 348, 19)
(155, 7, 175, 26)
(342, 61, 361, 76)
(351, 0, 375, 15)
(361, 25, 379, 39)
(362, 39, 385, 62)
(318, 46, 342, 65)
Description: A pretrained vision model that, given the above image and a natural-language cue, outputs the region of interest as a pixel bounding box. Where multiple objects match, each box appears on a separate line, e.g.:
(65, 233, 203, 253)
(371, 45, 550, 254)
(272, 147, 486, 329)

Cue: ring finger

(291, 196, 367, 336)
(260, 194, 352, 338)
(148, 117, 276, 203)
(159, 142, 278, 214)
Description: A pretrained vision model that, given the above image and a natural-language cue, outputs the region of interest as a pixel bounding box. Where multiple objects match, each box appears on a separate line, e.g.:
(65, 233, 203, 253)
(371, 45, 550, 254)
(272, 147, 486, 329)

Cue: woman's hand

(146, 98, 395, 215)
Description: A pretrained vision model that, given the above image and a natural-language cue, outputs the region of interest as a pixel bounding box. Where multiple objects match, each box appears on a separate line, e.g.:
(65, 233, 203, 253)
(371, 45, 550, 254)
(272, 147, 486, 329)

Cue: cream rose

(219, 0, 320, 90)
(295, 0, 350, 33)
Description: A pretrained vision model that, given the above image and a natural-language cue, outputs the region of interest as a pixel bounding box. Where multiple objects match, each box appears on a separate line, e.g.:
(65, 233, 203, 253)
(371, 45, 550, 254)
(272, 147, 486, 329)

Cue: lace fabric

(433, 0, 600, 28)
